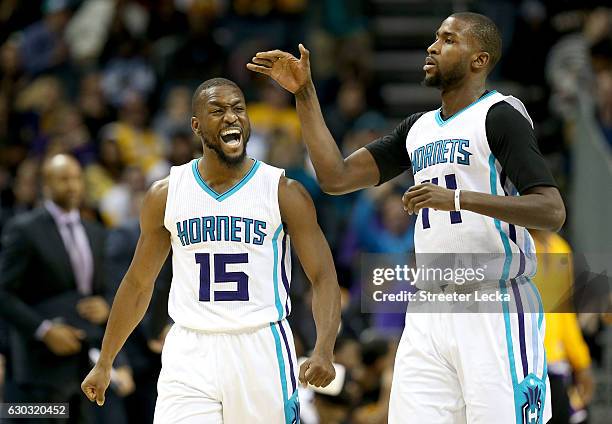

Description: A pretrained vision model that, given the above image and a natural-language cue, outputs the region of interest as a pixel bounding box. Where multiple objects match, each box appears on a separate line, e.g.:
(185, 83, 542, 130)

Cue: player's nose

(427, 41, 439, 56)
(223, 110, 238, 124)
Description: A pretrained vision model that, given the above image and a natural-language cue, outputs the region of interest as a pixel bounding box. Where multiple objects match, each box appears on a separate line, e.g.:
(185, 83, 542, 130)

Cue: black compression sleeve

(364, 112, 425, 185)
(486, 102, 557, 193)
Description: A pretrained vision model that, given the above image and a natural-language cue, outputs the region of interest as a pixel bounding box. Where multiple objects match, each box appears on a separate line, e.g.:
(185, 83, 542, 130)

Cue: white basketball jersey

(163, 159, 291, 332)
(407, 91, 536, 279)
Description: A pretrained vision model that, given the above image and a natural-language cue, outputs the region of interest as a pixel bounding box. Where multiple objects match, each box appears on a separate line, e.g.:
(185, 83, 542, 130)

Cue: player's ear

(191, 116, 201, 136)
(472, 51, 489, 72)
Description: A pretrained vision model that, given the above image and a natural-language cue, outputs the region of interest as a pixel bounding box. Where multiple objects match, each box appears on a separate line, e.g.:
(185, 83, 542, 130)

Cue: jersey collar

(191, 158, 260, 202)
(435, 90, 498, 127)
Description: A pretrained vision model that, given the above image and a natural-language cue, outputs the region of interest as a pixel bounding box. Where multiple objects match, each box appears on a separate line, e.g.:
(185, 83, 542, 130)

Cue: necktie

(65, 220, 90, 295)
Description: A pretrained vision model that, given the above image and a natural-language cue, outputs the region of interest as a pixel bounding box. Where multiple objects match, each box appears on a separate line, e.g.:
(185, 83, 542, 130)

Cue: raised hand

(246, 44, 312, 94)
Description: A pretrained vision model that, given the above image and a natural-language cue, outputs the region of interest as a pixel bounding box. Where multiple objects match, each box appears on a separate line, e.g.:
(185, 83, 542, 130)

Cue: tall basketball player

(81, 78, 341, 423)
(247, 12, 565, 424)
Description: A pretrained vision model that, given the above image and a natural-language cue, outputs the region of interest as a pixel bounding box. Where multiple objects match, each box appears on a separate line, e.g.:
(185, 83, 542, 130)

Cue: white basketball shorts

(154, 320, 300, 423)
(388, 279, 552, 424)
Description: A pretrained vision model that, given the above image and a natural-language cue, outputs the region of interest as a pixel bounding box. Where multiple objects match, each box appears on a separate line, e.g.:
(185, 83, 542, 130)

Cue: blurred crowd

(0, 1, 610, 423)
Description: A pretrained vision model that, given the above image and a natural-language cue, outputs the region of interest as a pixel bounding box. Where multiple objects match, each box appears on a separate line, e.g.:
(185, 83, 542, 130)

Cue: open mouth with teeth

(220, 127, 242, 147)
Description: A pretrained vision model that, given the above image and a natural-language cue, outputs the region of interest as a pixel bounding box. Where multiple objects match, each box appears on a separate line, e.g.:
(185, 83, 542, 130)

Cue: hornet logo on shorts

(286, 391, 300, 424)
(521, 382, 542, 424)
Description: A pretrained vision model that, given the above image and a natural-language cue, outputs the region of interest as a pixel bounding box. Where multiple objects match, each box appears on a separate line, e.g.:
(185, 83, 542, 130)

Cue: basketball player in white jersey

(247, 12, 565, 424)
(81, 78, 341, 423)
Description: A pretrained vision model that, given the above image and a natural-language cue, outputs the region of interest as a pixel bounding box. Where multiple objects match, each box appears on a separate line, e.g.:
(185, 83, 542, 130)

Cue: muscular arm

(295, 83, 380, 194)
(248, 45, 380, 194)
(97, 179, 171, 366)
(82, 178, 171, 404)
(404, 181, 565, 232)
(461, 186, 565, 230)
(279, 176, 341, 386)
(461, 102, 566, 230)
(404, 102, 566, 231)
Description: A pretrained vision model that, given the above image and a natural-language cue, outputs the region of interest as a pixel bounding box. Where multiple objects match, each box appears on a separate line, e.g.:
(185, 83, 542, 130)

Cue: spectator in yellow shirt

(530, 230, 595, 424)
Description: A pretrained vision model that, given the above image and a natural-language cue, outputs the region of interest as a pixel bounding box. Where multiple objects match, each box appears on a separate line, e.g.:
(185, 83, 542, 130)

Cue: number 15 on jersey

(195, 253, 249, 301)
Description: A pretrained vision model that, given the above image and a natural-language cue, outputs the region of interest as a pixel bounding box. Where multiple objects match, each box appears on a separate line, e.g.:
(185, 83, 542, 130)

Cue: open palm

(247, 44, 311, 94)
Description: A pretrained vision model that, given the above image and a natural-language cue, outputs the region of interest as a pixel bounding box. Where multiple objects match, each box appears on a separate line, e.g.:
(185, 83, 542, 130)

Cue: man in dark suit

(0, 154, 130, 423)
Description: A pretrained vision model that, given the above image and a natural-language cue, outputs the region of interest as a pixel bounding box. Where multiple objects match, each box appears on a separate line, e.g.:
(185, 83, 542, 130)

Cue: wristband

(454, 189, 461, 211)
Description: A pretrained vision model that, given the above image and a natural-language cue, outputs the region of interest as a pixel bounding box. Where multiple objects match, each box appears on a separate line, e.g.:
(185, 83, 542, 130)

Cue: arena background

(0, 0, 610, 423)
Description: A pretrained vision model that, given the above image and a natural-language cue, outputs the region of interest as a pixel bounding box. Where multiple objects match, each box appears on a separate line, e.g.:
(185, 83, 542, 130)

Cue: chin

(219, 149, 247, 166)
(423, 74, 441, 88)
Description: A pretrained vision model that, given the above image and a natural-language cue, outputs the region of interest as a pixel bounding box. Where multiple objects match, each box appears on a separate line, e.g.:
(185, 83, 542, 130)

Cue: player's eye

(445, 38, 454, 44)
(234, 106, 245, 112)
(210, 109, 223, 115)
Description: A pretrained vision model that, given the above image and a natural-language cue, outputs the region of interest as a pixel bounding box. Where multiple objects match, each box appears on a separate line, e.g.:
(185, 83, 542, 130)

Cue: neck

(440, 79, 487, 119)
(46, 199, 75, 214)
(198, 149, 253, 191)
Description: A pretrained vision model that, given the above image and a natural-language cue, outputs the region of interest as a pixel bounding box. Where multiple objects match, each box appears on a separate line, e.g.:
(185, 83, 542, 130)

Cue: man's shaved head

(43, 154, 84, 211)
(192, 78, 242, 114)
(451, 12, 502, 71)
(42, 154, 80, 178)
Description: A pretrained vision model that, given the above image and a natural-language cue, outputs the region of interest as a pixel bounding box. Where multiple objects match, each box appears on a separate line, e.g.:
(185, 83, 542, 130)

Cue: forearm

(461, 191, 565, 231)
(295, 83, 346, 190)
(310, 276, 341, 358)
(97, 277, 154, 367)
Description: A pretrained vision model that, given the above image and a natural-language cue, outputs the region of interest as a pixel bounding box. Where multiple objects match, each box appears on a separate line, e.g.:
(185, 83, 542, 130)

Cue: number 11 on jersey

(421, 173, 462, 229)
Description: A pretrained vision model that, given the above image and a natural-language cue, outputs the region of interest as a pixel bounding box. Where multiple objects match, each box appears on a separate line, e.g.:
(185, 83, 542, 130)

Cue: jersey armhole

(163, 167, 176, 233)
(274, 168, 286, 229)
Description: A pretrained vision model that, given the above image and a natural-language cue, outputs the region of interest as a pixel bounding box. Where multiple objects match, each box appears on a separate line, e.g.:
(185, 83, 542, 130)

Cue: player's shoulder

(399, 110, 429, 130)
(149, 177, 169, 197)
(486, 93, 533, 126)
(143, 177, 169, 215)
(487, 99, 523, 120)
(278, 175, 310, 202)
(278, 176, 316, 227)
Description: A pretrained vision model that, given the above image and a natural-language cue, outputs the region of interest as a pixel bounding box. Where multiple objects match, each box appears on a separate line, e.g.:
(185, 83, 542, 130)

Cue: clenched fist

(299, 354, 335, 388)
(81, 364, 111, 406)
(402, 182, 456, 214)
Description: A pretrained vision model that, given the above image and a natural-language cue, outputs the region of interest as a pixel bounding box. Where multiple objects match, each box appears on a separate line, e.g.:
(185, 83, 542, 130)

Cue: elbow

(530, 187, 566, 232)
(546, 200, 566, 232)
(550, 204, 566, 232)
(319, 179, 345, 195)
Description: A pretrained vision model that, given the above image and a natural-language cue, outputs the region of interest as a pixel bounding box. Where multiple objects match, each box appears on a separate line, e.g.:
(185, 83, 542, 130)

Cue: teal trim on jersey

(523, 282, 540, 381)
(435, 90, 498, 126)
(191, 158, 260, 202)
(272, 224, 284, 321)
(191, 159, 219, 198)
(526, 279, 547, 383)
(526, 279, 544, 330)
(270, 322, 290, 422)
(542, 348, 548, 406)
(489, 153, 522, 423)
